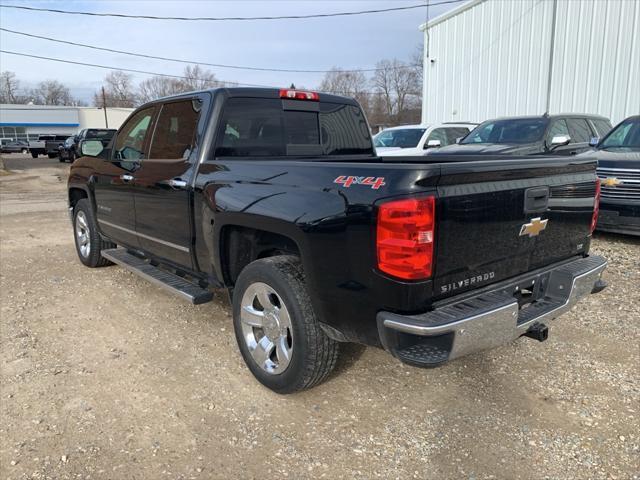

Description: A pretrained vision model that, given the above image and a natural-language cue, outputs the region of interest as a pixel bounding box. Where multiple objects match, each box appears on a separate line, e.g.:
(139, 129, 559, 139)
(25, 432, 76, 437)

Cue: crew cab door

(129, 96, 207, 268)
(93, 106, 157, 248)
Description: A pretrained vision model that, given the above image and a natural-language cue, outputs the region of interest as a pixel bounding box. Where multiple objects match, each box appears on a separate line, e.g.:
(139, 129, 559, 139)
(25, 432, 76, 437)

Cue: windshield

(373, 129, 426, 149)
(462, 118, 548, 144)
(600, 117, 640, 151)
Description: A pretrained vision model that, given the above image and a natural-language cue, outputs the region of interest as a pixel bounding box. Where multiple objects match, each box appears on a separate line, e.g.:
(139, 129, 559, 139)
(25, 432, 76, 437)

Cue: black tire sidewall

(232, 257, 319, 394)
(73, 199, 106, 267)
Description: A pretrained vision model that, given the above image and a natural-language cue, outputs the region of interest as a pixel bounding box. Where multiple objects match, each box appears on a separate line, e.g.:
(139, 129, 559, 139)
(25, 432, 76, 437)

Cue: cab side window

(115, 107, 156, 160)
(149, 99, 201, 159)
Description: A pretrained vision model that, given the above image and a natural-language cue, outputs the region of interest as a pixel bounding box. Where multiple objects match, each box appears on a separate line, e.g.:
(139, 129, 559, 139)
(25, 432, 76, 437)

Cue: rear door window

(149, 99, 201, 159)
(214, 98, 373, 158)
(591, 119, 613, 137)
(567, 118, 593, 143)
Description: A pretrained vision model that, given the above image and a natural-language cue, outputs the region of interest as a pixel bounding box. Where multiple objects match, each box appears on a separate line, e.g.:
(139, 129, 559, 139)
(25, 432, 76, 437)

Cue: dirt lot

(1, 154, 639, 480)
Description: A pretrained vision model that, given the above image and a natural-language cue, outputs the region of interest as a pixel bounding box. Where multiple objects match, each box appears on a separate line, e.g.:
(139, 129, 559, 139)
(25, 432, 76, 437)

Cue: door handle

(168, 179, 188, 189)
(120, 174, 135, 182)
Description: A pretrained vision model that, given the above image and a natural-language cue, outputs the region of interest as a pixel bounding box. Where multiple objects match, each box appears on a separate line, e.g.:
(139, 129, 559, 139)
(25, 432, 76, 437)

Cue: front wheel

(73, 199, 115, 267)
(232, 256, 339, 394)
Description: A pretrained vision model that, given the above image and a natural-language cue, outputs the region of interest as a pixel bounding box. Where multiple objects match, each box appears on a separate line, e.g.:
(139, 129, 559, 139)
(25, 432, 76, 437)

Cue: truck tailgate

(433, 157, 598, 300)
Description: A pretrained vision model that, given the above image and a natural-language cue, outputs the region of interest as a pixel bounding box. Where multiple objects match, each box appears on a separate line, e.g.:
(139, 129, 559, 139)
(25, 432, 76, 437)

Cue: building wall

(0, 105, 134, 141)
(421, 0, 640, 125)
(77, 108, 134, 130)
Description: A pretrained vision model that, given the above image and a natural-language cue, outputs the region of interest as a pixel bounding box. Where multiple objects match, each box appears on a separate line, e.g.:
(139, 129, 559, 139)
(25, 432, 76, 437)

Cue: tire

(232, 256, 339, 394)
(73, 199, 115, 268)
(47, 153, 57, 159)
(31, 152, 38, 158)
(59, 157, 66, 163)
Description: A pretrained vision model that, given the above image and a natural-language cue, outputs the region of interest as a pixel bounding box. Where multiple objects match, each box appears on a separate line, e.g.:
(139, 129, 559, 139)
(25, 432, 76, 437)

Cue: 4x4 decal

(333, 175, 386, 190)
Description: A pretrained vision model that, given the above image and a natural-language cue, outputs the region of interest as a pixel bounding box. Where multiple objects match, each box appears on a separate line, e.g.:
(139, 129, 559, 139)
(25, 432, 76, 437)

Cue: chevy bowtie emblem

(519, 217, 548, 237)
(602, 177, 622, 187)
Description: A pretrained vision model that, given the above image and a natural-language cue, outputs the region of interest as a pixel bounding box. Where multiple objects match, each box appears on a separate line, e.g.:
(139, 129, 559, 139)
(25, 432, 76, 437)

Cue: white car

(373, 123, 476, 156)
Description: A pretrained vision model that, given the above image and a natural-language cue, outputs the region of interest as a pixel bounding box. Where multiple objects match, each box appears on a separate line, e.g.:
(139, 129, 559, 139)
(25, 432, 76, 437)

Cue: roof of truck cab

(147, 87, 360, 107)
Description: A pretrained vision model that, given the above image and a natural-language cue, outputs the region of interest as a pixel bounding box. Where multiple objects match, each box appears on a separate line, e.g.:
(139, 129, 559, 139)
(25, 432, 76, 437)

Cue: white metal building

(420, 0, 640, 125)
(0, 105, 134, 141)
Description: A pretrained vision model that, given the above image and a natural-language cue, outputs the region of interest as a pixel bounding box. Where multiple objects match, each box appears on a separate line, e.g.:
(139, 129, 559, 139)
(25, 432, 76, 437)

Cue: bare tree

(318, 68, 369, 111)
(95, 71, 137, 107)
(371, 58, 421, 122)
(181, 65, 220, 91)
(30, 80, 74, 105)
(137, 76, 185, 104)
(0, 71, 24, 103)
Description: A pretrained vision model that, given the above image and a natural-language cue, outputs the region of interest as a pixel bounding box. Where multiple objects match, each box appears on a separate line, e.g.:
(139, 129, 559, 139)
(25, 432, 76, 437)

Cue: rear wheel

(73, 199, 115, 268)
(232, 256, 339, 394)
(47, 153, 56, 159)
(31, 152, 38, 158)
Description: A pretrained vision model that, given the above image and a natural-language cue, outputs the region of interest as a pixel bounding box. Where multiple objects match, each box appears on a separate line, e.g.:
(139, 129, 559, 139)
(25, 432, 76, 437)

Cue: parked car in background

(58, 136, 77, 163)
(373, 123, 475, 155)
(28, 135, 49, 158)
(587, 115, 640, 236)
(30, 135, 71, 158)
(427, 114, 612, 157)
(1, 140, 29, 154)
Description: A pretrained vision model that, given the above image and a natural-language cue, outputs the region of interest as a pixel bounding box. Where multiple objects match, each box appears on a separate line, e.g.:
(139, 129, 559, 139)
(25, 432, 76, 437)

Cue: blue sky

(0, 0, 459, 103)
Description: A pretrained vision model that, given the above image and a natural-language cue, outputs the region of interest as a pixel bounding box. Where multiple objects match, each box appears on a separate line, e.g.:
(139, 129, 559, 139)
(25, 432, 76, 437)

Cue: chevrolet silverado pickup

(68, 88, 607, 393)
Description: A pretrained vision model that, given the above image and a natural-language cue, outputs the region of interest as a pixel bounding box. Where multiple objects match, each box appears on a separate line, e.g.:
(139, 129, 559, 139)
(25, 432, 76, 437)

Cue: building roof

(419, 0, 484, 31)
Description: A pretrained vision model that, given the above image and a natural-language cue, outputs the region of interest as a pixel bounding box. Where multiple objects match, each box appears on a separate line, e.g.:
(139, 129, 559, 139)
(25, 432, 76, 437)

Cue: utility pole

(101, 86, 109, 128)
(545, 0, 558, 114)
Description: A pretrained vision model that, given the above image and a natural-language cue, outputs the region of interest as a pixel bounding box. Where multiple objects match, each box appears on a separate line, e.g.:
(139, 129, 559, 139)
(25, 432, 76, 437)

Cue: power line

(0, 27, 419, 74)
(0, 1, 467, 22)
(0, 49, 421, 97)
(0, 49, 272, 88)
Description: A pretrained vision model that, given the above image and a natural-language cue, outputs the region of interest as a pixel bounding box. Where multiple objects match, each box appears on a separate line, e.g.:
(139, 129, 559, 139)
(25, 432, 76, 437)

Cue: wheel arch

(217, 223, 304, 288)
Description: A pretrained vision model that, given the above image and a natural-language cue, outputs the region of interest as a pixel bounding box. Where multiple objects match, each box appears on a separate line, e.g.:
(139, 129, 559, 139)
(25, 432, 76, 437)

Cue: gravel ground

(1, 155, 639, 480)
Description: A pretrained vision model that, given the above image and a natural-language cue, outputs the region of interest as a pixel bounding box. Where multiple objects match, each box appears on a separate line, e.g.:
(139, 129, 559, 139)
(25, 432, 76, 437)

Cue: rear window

(214, 98, 373, 158)
(86, 129, 115, 140)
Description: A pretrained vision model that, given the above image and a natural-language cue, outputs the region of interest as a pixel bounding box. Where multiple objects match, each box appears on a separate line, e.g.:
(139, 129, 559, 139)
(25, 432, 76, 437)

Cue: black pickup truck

(68, 88, 607, 393)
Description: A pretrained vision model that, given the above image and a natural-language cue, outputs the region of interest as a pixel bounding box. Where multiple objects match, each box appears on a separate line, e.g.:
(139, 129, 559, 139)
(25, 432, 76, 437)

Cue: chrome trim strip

(98, 219, 190, 253)
(383, 302, 518, 336)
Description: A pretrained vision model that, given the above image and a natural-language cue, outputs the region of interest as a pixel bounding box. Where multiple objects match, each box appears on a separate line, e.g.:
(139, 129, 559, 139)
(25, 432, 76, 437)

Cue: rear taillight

(279, 89, 320, 101)
(376, 196, 435, 280)
(590, 178, 601, 233)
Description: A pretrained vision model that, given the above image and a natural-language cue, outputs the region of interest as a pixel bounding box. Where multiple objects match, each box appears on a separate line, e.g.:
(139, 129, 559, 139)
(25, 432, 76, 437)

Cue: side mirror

(81, 140, 104, 157)
(589, 136, 600, 147)
(424, 139, 442, 149)
(455, 137, 464, 144)
(550, 135, 571, 149)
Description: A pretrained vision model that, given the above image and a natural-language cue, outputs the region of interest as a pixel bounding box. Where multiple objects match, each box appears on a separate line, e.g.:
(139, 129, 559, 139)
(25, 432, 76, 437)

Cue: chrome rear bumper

(377, 255, 607, 367)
